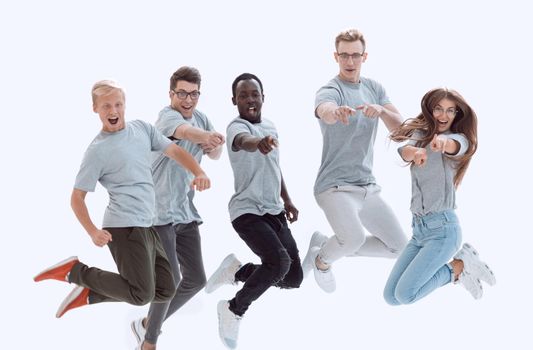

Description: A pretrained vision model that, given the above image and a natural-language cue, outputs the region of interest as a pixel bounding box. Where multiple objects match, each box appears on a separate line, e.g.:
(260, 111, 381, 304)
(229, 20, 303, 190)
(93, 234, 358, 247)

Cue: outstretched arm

(355, 103, 402, 132)
(400, 145, 427, 167)
(316, 102, 357, 125)
(430, 134, 460, 155)
(233, 132, 278, 155)
(71, 189, 112, 247)
(173, 124, 225, 147)
(200, 143, 223, 160)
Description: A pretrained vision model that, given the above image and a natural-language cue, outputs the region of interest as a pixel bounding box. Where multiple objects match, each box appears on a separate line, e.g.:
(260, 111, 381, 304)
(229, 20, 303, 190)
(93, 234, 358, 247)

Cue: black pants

(229, 213, 303, 316)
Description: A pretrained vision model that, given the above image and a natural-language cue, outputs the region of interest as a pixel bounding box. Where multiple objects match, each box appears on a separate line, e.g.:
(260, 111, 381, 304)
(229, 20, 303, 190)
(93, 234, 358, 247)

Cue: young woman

(383, 88, 495, 305)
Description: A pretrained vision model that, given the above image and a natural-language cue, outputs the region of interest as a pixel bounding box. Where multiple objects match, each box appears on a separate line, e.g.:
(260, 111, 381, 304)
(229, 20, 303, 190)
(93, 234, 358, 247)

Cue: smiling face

(93, 89, 125, 133)
(432, 97, 458, 133)
(170, 80, 200, 118)
(232, 79, 264, 123)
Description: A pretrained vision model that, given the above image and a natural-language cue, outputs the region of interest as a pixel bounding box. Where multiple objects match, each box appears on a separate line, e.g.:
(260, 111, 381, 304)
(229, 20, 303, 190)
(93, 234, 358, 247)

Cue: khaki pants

(69, 226, 175, 305)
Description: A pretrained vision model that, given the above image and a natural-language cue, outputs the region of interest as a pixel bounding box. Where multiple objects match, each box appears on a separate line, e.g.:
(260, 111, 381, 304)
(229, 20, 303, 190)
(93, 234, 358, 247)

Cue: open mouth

(108, 117, 119, 125)
(248, 106, 257, 113)
(437, 119, 448, 126)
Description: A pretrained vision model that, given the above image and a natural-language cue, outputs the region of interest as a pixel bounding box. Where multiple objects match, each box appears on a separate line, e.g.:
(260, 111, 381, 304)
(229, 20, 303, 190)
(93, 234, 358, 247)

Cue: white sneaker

(302, 231, 328, 278)
(310, 247, 336, 293)
(205, 254, 241, 293)
(131, 317, 146, 347)
(456, 271, 483, 299)
(454, 243, 496, 286)
(217, 300, 241, 349)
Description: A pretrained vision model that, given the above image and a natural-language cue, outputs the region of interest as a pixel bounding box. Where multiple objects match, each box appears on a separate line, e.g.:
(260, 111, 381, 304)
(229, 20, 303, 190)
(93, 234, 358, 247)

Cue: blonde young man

(34, 80, 210, 321)
(302, 29, 407, 292)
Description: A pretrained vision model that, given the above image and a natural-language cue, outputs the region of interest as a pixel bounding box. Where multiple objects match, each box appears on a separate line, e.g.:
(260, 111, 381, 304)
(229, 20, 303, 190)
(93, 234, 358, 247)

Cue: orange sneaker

(56, 285, 90, 318)
(34, 256, 79, 282)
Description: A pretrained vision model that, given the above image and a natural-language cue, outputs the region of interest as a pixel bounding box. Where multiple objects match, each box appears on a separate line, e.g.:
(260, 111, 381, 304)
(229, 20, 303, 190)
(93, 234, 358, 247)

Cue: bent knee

(263, 248, 291, 283)
(335, 234, 365, 252)
(394, 288, 417, 305)
(286, 267, 304, 289)
(383, 289, 401, 306)
(130, 288, 156, 306)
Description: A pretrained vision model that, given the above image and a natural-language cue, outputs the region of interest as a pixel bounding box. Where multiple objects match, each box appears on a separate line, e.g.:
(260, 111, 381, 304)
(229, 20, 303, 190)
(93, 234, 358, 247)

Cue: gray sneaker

(131, 317, 146, 346)
(456, 271, 483, 299)
(310, 247, 336, 293)
(217, 300, 241, 349)
(206, 254, 241, 293)
(302, 231, 328, 278)
(455, 243, 496, 286)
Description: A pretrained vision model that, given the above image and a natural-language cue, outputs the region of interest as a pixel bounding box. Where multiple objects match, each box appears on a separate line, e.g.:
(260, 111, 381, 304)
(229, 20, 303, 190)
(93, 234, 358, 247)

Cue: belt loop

(443, 211, 449, 222)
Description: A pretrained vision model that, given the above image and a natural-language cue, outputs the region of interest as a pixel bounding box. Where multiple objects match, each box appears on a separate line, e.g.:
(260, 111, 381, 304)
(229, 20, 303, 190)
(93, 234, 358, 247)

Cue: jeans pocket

(425, 219, 445, 231)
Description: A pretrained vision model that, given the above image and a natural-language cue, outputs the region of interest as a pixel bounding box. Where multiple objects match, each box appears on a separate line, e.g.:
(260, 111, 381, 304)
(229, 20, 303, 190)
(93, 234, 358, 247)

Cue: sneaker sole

(302, 232, 327, 278)
(131, 320, 142, 344)
(56, 285, 85, 318)
(34, 256, 79, 282)
(461, 243, 496, 286)
(206, 254, 237, 294)
(217, 301, 238, 349)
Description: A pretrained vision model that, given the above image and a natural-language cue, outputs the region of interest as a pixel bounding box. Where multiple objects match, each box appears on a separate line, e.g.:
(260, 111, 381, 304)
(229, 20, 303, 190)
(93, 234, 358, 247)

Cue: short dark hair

(170, 66, 201, 90)
(231, 73, 263, 97)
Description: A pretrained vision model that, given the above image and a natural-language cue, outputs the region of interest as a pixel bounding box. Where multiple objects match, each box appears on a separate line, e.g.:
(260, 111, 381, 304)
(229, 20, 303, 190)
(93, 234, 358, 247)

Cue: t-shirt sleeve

(371, 79, 391, 106)
(227, 121, 252, 151)
(315, 85, 342, 111)
(205, 115, 215, 132)
(446, 133, 469, 157)
(74, 147, 102, 192)
(155, 109, 189, 138)
(397, 131, 422, 160)
(143, 121, 173, 152)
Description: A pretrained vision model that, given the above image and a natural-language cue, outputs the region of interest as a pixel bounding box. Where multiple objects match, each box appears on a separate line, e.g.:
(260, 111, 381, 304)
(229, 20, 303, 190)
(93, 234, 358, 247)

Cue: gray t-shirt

(314, 75, 391, 195)
(226, 117, 284, 222)
(401, 131, 469, 216)
(74, 120, 173, 228)
(151, 106, 214, 226)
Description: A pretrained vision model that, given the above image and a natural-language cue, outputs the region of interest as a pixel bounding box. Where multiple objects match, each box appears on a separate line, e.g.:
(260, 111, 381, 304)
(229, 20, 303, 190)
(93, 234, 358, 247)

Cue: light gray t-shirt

(151, 106, 214, 226)
(74, 120, 173, 228)
(401, 131, 469, 216)
(226, 117, 284, 222)
(314, 75, 391, 195)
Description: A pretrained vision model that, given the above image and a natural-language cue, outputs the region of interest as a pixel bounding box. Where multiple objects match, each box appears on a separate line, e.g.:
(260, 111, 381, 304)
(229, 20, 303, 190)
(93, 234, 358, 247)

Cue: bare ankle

(450, 259, 464, 281)
(315, 255, 330, 271)
(142, 341, 156, 350)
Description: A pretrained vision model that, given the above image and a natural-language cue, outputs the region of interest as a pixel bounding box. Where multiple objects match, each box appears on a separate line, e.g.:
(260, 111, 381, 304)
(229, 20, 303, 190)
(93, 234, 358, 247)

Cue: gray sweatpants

(144, 222, 207, 344)
(316, 184, 407, 264)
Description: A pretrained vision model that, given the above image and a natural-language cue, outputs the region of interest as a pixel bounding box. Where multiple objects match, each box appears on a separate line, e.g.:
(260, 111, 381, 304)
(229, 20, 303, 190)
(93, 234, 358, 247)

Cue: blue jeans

(383, 210, 462, 305)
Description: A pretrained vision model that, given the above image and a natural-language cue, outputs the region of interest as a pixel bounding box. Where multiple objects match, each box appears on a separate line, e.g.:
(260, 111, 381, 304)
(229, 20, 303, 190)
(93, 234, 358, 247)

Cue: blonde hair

(335, 29, 366, 51)
(91, 80, 125, 105)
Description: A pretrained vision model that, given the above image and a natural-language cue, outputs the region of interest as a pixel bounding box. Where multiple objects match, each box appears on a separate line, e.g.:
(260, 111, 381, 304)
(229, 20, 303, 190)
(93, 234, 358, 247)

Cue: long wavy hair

(390, 88, 478, 187)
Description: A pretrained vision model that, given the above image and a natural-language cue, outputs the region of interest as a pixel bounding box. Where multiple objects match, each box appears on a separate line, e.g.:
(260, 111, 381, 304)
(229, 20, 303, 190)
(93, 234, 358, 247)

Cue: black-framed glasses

(337, 52, 365, 61)
(172, 89, 201, 100)
(433, 106, 458, 118)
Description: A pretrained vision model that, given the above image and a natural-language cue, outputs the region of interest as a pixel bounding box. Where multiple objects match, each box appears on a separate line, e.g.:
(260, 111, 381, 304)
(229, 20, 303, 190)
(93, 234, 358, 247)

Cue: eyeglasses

(433, 106, 458, 118)
(337, 52, 365, 62)
(172, 89, 201, 100)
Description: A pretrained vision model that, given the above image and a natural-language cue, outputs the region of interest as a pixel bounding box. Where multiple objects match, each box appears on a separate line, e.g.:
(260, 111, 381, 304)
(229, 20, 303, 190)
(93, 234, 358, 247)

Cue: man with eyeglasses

(302, 28, 407, 293)
(131, 66, 225, 350)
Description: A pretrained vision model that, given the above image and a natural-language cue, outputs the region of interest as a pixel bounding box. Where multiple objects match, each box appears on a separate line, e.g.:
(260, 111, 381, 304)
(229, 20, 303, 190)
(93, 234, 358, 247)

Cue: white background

(1, 0, 531, 349)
